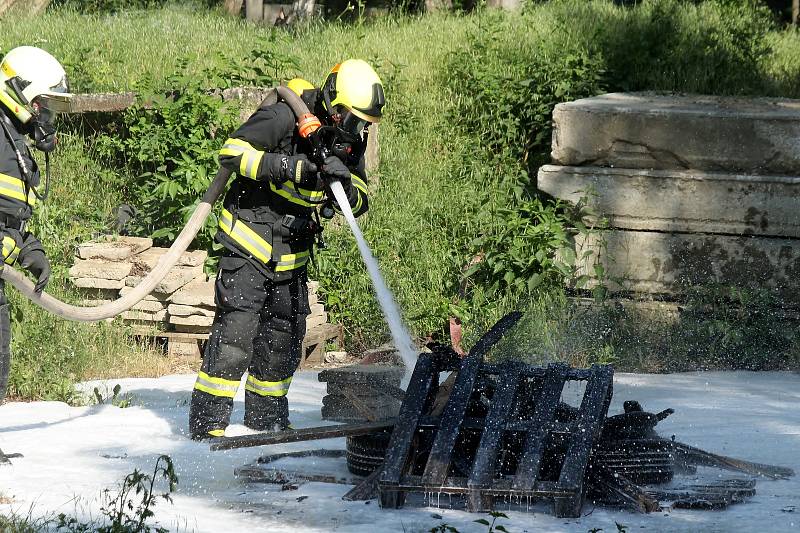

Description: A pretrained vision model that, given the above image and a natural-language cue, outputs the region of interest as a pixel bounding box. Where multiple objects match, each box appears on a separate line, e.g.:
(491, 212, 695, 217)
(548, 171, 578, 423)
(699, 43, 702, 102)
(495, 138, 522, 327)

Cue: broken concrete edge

(551, 92, 800, 174)
(553, 92, 800, 120)
(537, 164, 800, 238)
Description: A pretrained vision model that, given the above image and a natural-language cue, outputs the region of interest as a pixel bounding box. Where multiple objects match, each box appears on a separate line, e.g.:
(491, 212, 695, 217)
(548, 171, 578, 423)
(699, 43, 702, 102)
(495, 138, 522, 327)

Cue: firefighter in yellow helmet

(0, 46, 73, 400)
(189, 60, 385, 440)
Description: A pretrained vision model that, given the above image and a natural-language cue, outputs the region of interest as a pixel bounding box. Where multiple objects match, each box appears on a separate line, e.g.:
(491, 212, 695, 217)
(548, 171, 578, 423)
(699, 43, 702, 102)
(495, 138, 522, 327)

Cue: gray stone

(133, 247, 207, 269)
(323, 351, 349, 364)
(167, 304, 216, 318)
(132, 299, 166, 313)
(575, 230, 800, 306)
(309, 302, 325, 315)
(552, 93, 800, 174)
(72, 277, 125, 290)
(122, 309, 167, 322)
(119, 286, 169, 302)
(126, 265, 204, 294)
(308, 292, 318, 306)
(77, 236, 152, 261)
(169, 280, 216, 307)
(69, 260, 132, 280)
(307, 280, 319, 294)
(170, 314, 214, 327)
(365, 124, 379, 172)
(306, 312, 327, 330)
(538, 165, 800, 238)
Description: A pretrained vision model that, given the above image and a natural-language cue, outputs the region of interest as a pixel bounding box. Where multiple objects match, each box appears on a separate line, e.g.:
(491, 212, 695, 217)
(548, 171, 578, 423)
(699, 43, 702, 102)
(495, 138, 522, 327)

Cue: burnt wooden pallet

(377, 312, 614, 517)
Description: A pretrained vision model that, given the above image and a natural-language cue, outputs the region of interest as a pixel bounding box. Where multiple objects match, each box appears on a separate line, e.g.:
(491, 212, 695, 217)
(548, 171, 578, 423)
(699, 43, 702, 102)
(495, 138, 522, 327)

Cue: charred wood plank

(671, 441, 794, 480)
(590, 465, 660, 513)
(467, 362, 524, 511)
(380, 353, 436, 508)
(209, 421, 395, 451)
(421, 351, 484, 486)
(420, 312, 524, 487)
(554, 364, 614, 517)
(343, 466, 383, 501)
(512, 363, 570, 491)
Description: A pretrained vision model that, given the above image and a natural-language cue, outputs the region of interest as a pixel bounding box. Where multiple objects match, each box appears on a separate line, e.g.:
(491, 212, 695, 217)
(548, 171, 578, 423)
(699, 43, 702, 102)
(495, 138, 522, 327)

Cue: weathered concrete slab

(170, 315, 214, 327)
(119, 286, 169, 302)
(552, 93, 800, 174)
(133, 247, 207, 269)
(167, 304, 216, 318)
(69, 260, 132, 280)
(169, 280, 216, 307)
(122, 309, 167, 322)
(125, 265, 204, 294)
(538, 165, 800, 237)
(575, 230, 800, 306)
(77, 236, 152, 261)
(72, 277, 125, 290)
(306, 313, 328, 331)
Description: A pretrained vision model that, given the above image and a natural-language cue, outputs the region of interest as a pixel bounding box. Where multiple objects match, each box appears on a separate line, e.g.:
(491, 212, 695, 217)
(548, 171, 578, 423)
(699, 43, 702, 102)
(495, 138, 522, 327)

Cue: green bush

(94, 39, 298, 252)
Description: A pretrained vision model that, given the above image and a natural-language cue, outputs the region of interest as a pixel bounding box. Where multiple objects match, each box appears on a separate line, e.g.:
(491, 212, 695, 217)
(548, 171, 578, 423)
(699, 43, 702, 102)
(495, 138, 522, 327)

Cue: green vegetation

(1, 0, 799, 400)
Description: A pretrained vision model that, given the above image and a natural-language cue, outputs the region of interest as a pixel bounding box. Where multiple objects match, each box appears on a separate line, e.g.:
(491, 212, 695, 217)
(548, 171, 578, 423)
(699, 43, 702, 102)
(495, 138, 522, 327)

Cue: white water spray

(329, 181, 417, 372)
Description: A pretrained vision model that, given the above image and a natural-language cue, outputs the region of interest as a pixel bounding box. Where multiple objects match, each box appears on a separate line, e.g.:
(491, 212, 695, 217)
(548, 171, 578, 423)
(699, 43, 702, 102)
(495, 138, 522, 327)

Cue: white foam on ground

(1, 370, 799, 532)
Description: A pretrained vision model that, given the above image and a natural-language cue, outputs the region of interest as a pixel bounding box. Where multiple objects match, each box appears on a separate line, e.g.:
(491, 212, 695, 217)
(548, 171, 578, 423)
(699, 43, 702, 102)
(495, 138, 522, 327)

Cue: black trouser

(189, 254, 310, 438)
(0, 280, 10, 401)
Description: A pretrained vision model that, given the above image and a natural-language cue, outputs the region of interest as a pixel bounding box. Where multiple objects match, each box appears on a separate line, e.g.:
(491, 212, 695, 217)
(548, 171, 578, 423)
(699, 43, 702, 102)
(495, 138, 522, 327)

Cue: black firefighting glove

(262, 153, 318, 187)
(321, 155, 351, 183)
(18, 235, 50, 293)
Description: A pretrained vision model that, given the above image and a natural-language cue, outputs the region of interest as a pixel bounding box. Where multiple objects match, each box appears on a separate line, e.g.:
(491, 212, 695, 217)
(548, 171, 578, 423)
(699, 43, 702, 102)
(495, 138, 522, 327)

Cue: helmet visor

(336, 106, 370, 137)
(32, 93, 72, 115)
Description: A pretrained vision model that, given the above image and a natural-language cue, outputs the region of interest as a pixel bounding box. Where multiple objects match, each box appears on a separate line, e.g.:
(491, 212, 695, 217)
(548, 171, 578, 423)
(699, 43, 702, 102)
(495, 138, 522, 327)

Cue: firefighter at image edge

(189, 59, 385, 440)
(0, 47, 73, 401)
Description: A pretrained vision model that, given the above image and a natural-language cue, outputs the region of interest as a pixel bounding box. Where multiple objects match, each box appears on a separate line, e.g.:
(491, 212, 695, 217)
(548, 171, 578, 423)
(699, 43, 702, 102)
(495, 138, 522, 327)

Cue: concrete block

(170, 279, 216, 307)
(310, 302, 325, 315)
(575, 230, 800, 306)
(125, 265, 205, 294)
(538, 165, 800, 238)
(365, 123, 379, 173)
(308, 292, 318, 306)
(133, 247, 207, 269)
(122, 309, 167, 322)
(132, 299, 166, 313)
(552, 93, 800, 174)
(119, 286, 169, 302)
(307, 280, 319, 294)
(306, 312, 327, 330)
(170, 314, 214, 327)
(77, 236, 152, 261)
(167, 304, 217, 318)
(69, 259, 132, 280)
(72, 277, 125, 290)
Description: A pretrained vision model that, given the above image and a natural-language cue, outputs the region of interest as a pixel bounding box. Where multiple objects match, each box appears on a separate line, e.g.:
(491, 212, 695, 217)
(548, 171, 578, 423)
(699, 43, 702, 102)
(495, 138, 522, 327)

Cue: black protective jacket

(0, 110, 41, 264)
(216, 90, 369, 281)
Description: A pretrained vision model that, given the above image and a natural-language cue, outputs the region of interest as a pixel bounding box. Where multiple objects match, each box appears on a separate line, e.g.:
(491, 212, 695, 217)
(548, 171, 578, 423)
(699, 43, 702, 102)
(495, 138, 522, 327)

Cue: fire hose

(0, 85, 317, 322)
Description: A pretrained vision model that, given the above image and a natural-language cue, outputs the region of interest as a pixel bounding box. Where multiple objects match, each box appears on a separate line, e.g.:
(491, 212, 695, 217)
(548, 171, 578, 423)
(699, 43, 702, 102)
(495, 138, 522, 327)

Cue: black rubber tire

(346, 431, 392, 476)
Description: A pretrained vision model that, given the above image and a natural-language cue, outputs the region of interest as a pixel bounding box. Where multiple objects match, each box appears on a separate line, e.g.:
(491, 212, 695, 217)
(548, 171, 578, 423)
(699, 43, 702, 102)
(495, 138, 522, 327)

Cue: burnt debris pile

(375, 312, 794, 516)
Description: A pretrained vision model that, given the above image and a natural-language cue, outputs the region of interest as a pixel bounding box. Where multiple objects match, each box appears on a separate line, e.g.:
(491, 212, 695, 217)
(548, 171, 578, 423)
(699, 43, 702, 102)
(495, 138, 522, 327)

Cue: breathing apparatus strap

(0, 113, 50, 205)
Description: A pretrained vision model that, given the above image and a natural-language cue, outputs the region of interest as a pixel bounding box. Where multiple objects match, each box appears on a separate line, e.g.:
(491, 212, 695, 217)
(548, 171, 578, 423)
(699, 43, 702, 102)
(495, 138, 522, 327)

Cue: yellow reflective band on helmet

(245, 375, 292, 397)
(219, 138, 264, 180)
(2, 236, 20, 265)
(219, 209, 273, 265)
(268, 180, 325, 207)
(0, 172, 36, 206)
(287, 78, 314, 97)
(208, 429, 226, 437)
(193, 371, 240, 398)
(275, 251, 310, 272)
(1, 62, 15, 78)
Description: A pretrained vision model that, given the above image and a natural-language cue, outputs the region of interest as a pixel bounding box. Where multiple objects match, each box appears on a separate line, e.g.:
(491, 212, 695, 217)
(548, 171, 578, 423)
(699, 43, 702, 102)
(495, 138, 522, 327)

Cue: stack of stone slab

(539, 93, 800, 306)
(69, 235, 339, 361)
(318, 365, 404, 423)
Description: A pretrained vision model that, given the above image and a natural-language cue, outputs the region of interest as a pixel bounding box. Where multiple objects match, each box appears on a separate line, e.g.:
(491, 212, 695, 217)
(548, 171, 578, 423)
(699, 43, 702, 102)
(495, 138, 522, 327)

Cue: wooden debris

(210, 420, 396, 451)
